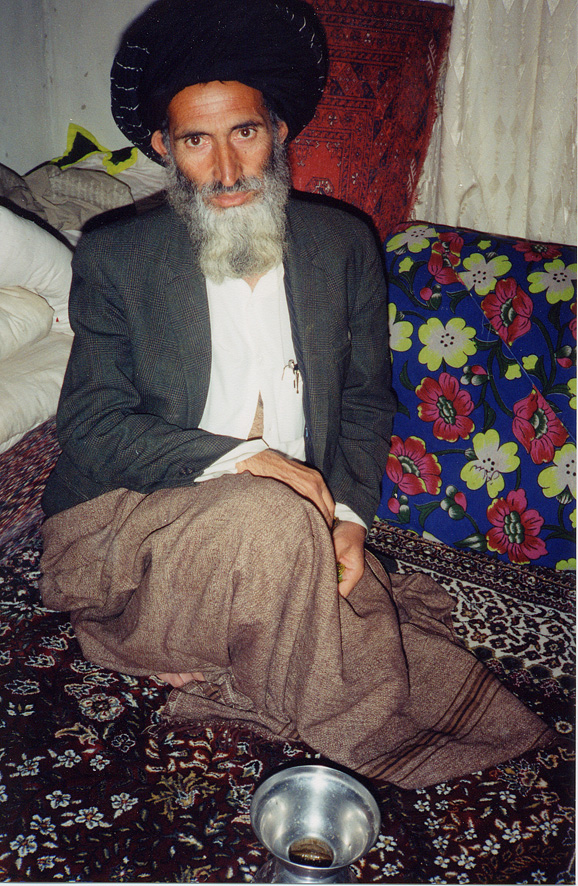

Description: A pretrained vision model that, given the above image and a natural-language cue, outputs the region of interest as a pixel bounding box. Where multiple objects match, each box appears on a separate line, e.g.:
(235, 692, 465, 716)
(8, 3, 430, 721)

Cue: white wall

(1, 0, 150, 174)
(1, 0, 50, 173)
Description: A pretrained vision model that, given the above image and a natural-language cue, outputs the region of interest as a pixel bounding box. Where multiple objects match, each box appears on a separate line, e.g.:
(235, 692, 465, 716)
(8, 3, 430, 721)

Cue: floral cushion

(378, 222, 576, 571)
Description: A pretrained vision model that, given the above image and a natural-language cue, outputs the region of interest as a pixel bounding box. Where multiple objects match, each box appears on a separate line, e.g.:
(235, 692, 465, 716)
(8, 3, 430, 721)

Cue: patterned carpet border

(368, 521, 575, 611)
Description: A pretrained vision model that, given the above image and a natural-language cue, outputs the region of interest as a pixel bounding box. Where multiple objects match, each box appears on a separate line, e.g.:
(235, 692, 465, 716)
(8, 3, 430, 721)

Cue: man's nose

(214, 142, 241, 187)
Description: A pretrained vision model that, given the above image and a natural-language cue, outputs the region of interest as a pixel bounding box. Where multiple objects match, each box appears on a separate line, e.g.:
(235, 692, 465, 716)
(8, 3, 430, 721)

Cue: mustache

(200, 176, 264, 198)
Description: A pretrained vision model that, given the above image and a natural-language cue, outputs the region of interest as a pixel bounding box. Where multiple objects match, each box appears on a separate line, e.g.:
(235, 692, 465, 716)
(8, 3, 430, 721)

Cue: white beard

(164, 140, 290, 283)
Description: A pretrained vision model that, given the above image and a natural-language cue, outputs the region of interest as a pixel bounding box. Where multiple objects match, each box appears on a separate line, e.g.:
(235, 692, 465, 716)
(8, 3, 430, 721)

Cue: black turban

(111, 0, 328, 161)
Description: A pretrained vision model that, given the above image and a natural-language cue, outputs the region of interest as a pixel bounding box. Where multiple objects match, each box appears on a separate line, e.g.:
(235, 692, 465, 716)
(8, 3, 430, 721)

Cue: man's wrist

(334, 502, 367, 533)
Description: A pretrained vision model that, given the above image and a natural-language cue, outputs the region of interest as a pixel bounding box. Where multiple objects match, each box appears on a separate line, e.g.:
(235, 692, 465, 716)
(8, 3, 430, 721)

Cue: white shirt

(195, 265, 365, 529)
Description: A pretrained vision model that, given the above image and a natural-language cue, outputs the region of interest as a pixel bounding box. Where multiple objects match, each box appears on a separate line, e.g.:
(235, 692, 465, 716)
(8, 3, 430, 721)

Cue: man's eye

(185, 135, 204, 147)
(238, 128, 255, 139)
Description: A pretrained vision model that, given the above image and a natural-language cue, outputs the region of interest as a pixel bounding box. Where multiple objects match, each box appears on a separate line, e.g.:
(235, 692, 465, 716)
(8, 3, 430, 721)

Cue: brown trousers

(40, 474, 554, 788)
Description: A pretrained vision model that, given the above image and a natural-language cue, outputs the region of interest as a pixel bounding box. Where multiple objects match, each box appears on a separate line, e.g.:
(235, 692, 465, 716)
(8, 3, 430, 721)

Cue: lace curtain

(414, 0, 577, 245)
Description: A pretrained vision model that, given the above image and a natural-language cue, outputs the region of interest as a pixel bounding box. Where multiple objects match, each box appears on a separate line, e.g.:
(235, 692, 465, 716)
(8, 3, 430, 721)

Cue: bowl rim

(250, 763, 381, 870)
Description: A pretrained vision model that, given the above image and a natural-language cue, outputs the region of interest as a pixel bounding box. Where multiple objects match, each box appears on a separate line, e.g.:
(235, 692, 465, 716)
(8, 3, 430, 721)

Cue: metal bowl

(251, 765, 381, 882)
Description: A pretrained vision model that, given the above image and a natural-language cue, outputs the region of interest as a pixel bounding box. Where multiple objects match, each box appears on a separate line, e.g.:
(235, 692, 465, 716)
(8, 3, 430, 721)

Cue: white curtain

(413, 0, 577, 245)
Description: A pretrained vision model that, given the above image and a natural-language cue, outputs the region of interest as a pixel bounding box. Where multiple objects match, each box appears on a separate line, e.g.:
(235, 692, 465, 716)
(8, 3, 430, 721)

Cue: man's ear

(277, 120, 289, 144)
(151, 129, 168, 158)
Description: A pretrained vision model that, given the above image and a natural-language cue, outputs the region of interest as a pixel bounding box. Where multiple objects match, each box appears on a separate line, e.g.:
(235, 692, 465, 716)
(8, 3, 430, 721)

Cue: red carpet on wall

(289, 0, 453, 240)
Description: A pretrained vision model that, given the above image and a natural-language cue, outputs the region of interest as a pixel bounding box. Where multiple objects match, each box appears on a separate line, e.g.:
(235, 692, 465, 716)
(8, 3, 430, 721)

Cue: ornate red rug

(289, 0, 453, 239)
(0, 421, 574, 883)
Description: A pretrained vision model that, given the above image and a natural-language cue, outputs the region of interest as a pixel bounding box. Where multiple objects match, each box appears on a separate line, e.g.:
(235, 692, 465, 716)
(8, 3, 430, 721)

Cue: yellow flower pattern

(461, 430, 520, 498)
(388, 303, 413, 352)
(418, 317, 477, 371)
(538, 444, 576, 499)
(528, 259, 577, 304)
(460, 253, 512, 296)
(386, 224, 437, 254)
(505, 364, 522, 380)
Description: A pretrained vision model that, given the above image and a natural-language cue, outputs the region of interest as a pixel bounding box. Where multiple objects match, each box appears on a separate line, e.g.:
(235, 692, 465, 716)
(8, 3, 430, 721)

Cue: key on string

(282, 359, 301, 393)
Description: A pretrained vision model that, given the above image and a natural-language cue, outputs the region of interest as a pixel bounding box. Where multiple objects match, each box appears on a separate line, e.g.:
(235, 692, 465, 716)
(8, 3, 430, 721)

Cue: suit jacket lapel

(160, 217, 212, 426)
(284, 203, 330, 467)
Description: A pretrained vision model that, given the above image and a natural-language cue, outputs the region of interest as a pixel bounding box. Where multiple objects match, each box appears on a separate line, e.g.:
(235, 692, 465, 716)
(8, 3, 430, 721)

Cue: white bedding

(0, 139, 164, 454)
(0, 206, 73, 334)
(0, 208, 75, 451)
(0, 286, 54, 360)
(0, 332, 72, 454)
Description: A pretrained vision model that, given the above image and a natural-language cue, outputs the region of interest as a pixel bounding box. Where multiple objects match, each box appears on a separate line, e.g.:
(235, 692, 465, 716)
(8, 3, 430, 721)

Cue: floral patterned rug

(1, 493, 574, 882)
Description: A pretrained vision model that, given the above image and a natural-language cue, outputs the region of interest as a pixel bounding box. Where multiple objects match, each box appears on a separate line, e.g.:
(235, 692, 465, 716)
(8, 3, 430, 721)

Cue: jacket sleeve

(324, 222, 396, 529)
(43, 224, 241, 515)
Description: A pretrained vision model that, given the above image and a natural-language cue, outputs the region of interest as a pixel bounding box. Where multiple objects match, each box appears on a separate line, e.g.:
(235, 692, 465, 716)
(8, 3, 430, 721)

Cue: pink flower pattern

(486, 489, 547, 564)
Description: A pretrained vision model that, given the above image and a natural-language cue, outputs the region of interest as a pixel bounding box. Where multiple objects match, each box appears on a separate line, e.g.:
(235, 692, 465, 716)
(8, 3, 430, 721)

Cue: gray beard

(163, 141, 290, 283)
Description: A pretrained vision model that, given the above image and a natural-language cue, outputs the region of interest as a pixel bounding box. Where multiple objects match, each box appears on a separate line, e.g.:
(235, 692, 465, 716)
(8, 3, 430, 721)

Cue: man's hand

(333, 520, 366, 598)
(236, 449, 335, 527)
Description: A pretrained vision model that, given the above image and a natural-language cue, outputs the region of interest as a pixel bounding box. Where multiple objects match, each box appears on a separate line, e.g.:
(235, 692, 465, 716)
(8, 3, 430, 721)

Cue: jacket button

(179, 465, 193, 476)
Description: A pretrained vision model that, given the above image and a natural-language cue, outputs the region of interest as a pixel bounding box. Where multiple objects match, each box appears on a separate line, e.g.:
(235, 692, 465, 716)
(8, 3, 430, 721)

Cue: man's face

(151, 80, 289, 210)
(151, 80, 291, 283)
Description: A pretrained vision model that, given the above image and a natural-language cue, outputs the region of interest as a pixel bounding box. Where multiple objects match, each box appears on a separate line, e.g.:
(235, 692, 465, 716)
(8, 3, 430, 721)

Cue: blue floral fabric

(378, 222, 576, 571)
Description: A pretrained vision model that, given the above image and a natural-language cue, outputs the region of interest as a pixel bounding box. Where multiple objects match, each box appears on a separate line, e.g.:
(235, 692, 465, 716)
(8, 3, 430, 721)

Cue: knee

(232, 473, 324, 532)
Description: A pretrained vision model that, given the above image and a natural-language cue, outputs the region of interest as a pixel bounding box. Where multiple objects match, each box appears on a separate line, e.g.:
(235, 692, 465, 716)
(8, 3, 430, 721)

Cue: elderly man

(40, 0, 553, 788)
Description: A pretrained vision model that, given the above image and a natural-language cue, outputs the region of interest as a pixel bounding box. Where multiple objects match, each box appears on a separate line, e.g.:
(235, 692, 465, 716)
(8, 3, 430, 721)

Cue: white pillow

(0, 206, 73, 334)
(0, 331, 73, 454)
(113, 151, 167, 203)
(67, 148, 167, 201)
(0, 286, 54, 360)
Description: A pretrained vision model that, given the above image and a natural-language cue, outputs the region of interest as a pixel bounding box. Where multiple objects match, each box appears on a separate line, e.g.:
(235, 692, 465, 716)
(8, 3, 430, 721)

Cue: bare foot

(156, 671, 205, 687)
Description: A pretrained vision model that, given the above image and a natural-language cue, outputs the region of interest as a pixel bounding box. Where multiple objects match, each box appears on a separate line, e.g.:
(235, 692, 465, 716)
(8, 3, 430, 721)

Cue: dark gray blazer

(42, 194, 396, 527)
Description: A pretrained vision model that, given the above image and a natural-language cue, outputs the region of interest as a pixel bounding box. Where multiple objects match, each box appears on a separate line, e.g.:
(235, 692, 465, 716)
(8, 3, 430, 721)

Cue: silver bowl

(250, 764, 381, 883)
